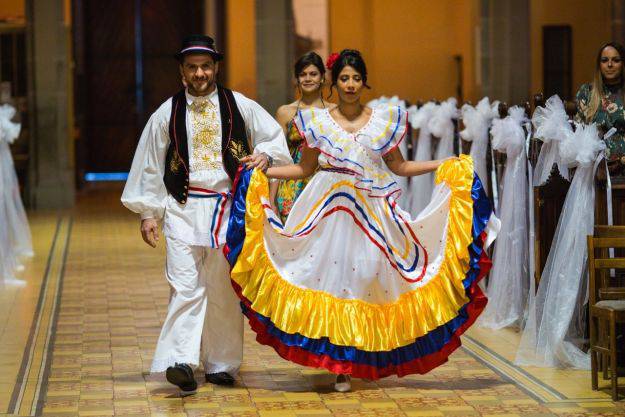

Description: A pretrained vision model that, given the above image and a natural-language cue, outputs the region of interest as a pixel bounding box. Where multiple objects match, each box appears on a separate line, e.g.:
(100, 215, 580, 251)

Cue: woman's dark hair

(331, 49, 370, 89)
(294, 51, 325, 79)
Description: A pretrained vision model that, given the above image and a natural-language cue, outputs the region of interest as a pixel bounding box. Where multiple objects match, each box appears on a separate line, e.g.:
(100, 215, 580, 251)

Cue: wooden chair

(587, 226, 625, 400)
(593, 226, 625, 300)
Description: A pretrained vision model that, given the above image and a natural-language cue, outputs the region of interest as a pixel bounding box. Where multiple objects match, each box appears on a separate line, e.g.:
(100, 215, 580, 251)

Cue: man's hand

(141, 218, 159, 248)
(240, 153, 270, 172)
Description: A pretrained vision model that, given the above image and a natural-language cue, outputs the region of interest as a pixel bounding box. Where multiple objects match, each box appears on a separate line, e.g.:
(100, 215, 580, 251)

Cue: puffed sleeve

(233, 92, 292, 166)
(121, 104, 170, 220)
(357, 105, 409, 156)
(291, 107, 321, 149)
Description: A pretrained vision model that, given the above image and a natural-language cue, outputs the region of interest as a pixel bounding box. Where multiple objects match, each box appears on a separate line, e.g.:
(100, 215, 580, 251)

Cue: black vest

(164, 86, 251, 204)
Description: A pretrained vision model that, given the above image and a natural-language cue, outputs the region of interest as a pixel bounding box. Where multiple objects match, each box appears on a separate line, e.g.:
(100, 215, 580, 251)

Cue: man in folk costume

(122, 35, 291, 395)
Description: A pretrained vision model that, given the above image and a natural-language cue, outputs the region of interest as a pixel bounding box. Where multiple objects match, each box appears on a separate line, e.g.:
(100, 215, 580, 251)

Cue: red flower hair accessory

(326, 52, 340, 70)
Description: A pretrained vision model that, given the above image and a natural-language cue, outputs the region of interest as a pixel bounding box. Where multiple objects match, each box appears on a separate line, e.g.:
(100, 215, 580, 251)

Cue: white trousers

(150, 236, 243, 374)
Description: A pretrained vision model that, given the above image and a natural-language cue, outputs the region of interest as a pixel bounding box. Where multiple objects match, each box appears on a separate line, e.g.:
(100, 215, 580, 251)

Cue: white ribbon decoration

(516, 122, 605, 369)
(460, 97, 498, 196)
(524, 120, 536, 328)
(489, 102, 501, 214)
(0, 104, 21, 144)
(429, 98, 458, 160)
(408, 102, 437, 215)
(478, 106, 530, 329)
(531, 95, 572, 186)
(0, 103, 30, 287)
(603, 128, 616, 228)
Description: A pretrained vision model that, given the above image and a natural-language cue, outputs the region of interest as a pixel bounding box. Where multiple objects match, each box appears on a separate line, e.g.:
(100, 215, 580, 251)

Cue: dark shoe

(166, 363, 197, 396)
(205, 371, 235, 386)
(334, 374, 351, 392)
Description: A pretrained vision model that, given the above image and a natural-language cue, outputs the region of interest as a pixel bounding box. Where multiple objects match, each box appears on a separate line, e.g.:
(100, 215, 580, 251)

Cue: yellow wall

(530, 0, 611, 98)
(224, 0, 614, 105)
(329, 0, 478, 103)
(0, 0, 24, 20)
(225, 0, 479, 104)
(226, 0, 257, 98)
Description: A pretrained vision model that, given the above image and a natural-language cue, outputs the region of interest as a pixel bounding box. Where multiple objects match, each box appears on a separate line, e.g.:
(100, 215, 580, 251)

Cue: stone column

(255, 0, 294, 114)
(481, 0, 531, 105)
(612, 0, 625, 46)
(26, 0, 74, 208)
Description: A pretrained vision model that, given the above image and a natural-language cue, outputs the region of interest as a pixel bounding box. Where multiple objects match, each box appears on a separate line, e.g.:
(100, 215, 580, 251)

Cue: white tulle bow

(491, 105, 527, 156)
(516, 122, 604, 369)
(408, 102, 437, 215)
(460, 97, 498, 194)
(410, 102, 437, 130)
(532, 95, 572, 185)
(478, 105, 530, 330)
(0, 104, 21, 144)
(367, 95, 407, 110)
(0, 103, 31, 287)
(429, 98, 458, 160)
(560, 122, 605, 168)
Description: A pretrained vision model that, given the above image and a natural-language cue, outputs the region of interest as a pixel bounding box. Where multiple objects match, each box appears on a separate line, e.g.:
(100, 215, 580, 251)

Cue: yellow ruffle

(231, 155, 475, 352)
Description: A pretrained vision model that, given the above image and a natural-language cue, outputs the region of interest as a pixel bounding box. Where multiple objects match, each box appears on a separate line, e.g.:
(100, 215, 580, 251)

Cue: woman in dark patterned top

(576, 42, 625, 174)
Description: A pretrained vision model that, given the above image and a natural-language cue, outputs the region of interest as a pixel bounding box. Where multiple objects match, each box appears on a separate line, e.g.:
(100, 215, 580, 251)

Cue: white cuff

(141, 211, 156, 220)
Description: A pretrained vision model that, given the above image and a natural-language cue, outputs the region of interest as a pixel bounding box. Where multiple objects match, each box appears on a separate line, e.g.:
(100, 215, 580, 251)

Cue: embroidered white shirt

(121, 88, 291, 247)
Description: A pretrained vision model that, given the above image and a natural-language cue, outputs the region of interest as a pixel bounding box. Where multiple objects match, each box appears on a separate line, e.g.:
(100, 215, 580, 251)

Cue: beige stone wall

(225, 0, 257, 98)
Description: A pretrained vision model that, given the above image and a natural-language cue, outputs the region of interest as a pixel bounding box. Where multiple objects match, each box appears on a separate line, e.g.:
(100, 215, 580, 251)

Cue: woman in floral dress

(271, 52, 334, 221)
(576, 42, 625, 174)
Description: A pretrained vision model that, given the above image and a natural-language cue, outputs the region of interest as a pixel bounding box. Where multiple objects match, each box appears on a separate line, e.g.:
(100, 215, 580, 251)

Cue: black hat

(175, 34, 223, 62)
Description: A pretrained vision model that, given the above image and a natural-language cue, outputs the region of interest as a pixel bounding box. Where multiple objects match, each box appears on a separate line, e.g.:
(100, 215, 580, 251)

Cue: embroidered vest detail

(164, 86, 251, 204)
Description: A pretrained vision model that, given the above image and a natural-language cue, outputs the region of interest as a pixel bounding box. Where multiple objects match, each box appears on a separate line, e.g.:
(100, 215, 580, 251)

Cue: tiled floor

(1, 184, 624, 416)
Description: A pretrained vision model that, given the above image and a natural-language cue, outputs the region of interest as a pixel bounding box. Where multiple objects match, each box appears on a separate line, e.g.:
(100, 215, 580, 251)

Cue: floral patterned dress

(575, 83, 625, 161)
(275, 118, 310, 221)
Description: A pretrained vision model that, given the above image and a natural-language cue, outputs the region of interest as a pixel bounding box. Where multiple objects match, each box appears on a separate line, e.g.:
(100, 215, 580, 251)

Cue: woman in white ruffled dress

(0, 103, 33, 286)
(231, 49, 499, 392)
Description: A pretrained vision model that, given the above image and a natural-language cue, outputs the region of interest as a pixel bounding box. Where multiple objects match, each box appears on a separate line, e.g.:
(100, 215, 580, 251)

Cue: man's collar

(185, 86, 218, 106)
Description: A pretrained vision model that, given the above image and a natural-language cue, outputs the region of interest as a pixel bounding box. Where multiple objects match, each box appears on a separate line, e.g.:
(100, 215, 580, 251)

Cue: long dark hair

(583, 42, 625, 122)
(294, 52, 325, 79)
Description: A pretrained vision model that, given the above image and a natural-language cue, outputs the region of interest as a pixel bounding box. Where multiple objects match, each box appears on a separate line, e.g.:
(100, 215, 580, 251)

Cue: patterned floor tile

(3, 188, 625, 417)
